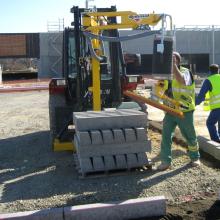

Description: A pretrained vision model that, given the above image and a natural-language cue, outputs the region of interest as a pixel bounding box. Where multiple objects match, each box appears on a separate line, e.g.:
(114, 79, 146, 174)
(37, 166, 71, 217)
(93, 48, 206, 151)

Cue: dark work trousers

(206, 108, 220, 143)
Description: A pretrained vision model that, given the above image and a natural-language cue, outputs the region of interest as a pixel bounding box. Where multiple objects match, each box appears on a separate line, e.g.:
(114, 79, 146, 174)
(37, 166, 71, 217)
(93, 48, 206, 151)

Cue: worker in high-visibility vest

(196, 64, 220, 143)
(157, 52, 200, 171)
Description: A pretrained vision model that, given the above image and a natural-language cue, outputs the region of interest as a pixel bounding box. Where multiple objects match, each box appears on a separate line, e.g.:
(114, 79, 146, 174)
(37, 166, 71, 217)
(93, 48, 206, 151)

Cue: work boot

(191, 159, 201, 167)
(156, 162, 171, 171)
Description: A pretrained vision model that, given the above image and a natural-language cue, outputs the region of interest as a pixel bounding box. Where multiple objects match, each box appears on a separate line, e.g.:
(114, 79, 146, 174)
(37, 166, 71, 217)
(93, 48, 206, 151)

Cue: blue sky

(0, 0, 219, 33)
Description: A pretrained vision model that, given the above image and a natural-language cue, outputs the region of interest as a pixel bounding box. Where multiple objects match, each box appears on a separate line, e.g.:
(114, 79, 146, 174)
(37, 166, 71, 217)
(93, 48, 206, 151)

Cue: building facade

(37, 26, 220, 77)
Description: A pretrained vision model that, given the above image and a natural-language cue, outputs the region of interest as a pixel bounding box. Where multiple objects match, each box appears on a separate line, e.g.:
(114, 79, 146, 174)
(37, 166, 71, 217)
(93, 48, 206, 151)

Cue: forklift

(49, 6, 173, 152)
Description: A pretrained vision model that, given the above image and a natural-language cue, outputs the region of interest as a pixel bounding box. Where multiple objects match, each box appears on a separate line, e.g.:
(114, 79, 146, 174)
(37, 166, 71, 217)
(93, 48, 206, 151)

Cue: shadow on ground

(0, 131, 192, 208)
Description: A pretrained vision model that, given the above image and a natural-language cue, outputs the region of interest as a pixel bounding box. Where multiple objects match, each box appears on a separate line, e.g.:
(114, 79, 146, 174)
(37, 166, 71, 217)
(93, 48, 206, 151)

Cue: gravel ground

(0, 90, 220, 219)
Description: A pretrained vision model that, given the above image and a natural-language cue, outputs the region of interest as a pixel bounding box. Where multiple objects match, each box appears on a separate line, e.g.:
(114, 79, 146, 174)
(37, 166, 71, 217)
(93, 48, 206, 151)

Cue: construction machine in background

(49, 5, 176, 176)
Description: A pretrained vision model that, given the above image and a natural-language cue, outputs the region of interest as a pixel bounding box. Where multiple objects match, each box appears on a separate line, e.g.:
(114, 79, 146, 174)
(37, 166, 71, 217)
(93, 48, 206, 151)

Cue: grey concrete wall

(119, 29, 220, 57)
(120, 30, 155, 54)
(38, 32, 63, 78)
(175, 31, 212, 54)
(38, 29, 220, 78)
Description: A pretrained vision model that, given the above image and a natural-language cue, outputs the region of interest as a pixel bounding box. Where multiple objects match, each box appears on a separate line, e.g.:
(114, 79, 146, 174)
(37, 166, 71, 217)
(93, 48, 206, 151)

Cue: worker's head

(173, 51, 181, 65)
(209, 64, 219, 74)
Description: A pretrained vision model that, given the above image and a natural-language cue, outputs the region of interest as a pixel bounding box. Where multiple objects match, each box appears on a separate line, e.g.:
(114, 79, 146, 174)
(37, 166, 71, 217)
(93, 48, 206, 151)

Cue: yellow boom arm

(81, 10, 172, 111)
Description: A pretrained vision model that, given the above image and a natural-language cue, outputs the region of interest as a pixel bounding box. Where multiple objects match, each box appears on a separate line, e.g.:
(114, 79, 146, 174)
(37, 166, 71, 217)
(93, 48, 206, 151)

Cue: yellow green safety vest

(203, 74, 220, 111)
(172, 66, 195, 112)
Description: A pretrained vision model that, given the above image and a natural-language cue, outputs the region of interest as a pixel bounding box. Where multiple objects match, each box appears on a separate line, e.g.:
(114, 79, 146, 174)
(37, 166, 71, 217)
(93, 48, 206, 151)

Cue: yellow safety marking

(53, 139, 75, 152)
(188, 145, 199, 152)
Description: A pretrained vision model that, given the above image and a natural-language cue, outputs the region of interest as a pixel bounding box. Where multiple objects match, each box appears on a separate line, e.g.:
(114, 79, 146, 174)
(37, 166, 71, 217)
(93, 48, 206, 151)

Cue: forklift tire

(49, 93, 66, 149)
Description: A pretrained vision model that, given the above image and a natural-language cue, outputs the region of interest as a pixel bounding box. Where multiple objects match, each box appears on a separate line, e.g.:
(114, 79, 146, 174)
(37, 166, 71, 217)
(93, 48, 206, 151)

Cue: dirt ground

(0, 90, 220, 220)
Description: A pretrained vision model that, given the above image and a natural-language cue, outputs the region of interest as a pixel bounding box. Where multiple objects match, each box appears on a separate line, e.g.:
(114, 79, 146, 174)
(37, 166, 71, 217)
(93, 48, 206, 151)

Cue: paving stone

(115, 155, 127, 169)
(104, 155, 116, 170)
(124, 128, 136, 142)
(75, 132, 91, 146)
(135, 127, 147, 141)
(73, 110, 151, 175)
(137, 152, 150, 166)
(112, 129, 125, 143)
(91, 130, 103, 145)
(102, 129, 114, 144)
(64, 196, 166, 220)
(92, 156, 105, 171)
(126, 153, 139, 168)
(79, 157, 93, 173)
(75, 141, 151, 157)
(74, 138, 80, 153)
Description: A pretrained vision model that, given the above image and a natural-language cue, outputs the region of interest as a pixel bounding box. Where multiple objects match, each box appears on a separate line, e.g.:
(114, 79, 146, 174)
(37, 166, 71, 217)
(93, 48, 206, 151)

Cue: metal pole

(0, 64, 2, 84)
(212, 25, 215, 63)
(173, 25, 176, 51)
(85, 0, 94, 9)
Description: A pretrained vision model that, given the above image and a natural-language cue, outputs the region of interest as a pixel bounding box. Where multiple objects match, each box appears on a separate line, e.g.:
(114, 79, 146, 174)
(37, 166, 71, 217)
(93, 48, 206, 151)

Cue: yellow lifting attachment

(124, 79, 184, 119)
(81, 10, 172, 111)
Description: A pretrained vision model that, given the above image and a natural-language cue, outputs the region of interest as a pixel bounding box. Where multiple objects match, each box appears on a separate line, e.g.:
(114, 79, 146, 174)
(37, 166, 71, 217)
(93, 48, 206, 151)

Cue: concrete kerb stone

(102, 129, 114, 144)
(64, 196, 166, 220)
(0, 198, 166, 220)
(73, 109, 147, 131)
(197, 136, 220, 161)
(124, 128, 136, 142)
(75, 140, 151, 157)
(135, 127, 148, 141)
(112, 129, 125, 143)
(0, 207, 63, 220)
(91, 130, 103, 145)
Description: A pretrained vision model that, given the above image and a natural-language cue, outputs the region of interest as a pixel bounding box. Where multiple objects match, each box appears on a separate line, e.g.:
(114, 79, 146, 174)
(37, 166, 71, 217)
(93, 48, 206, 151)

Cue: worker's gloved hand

(156, 80, 168, 90)
(157, 80, 165, 87)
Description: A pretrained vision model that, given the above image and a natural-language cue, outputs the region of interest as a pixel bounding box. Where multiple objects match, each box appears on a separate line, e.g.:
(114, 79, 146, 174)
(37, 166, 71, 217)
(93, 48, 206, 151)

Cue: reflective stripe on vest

(188, 145, 199, 152)
(172, 87, 195, 95)
(203, 74, 220, 111)
(172, 66, 195, 112)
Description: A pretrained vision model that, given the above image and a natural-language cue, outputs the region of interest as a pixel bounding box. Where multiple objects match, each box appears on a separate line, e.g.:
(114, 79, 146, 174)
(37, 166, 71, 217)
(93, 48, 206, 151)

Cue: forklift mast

(49, 5, 174, 152)
(61, 6, 172, 111)
(62, 6, 125, 111)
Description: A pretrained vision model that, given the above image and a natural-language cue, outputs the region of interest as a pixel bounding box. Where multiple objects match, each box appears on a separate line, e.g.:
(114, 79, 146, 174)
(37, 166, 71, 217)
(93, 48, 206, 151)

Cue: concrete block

(115, 155, 127, 169)
(102, 129, 114, 144)
(75, 141, 151, 157)
(92, 156, 105, 171)
(137, 152, 150, 166)
(79, 157, 93, 173)
(112, 129, 125, 143)
(64, 196, 166, 220)
(75, 132, 91, 146)
(104, 155, 116, 170)
(91, 130, 103, 145)
(126, 153, 139, 168)
(135, 127, 147, 141)
(0, 208, 63, 220)
(73, 109, 147, 131)
(74, 138, 80, 154)
(124, 128, 136, 142)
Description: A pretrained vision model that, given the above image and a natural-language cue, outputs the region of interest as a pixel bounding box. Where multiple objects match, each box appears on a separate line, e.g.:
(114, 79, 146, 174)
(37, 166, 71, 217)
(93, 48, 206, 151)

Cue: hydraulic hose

(83, 30, 160, 42)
